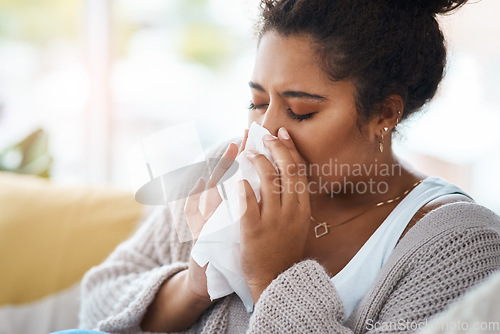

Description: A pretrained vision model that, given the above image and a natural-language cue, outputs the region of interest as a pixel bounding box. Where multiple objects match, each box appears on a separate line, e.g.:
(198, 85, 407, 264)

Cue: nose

(260, 103, 283, 137)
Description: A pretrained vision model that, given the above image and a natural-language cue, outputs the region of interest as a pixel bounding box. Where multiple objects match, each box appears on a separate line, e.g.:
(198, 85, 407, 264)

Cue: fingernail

(246, 150, 258, 159)
(278, 127, 290, 140)
(263, 134, 276, 141)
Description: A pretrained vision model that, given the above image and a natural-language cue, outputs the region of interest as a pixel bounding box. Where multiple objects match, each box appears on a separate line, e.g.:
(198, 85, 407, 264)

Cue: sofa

(0, 171, 145, 334)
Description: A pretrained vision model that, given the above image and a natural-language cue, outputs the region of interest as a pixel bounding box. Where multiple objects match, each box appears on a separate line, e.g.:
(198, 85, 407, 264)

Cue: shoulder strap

(380, 176, 471, 263)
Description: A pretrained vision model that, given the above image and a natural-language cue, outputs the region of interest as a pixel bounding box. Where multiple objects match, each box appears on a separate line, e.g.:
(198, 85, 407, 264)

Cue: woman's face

(249, 31, 378, 194)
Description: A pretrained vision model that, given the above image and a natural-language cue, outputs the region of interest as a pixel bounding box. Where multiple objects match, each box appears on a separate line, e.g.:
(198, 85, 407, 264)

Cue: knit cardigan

(79, 143, 500, 334)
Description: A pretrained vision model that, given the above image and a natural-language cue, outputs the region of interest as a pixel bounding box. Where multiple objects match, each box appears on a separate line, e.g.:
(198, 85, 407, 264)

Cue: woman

(79, 0, 500, 333)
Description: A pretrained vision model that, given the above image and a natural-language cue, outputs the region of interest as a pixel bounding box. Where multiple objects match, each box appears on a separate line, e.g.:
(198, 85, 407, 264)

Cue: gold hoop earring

(378, 131, 384, 153)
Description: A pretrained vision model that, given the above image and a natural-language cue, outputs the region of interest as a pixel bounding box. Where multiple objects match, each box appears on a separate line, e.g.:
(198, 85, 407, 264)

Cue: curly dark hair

(257, 0, 470, 124)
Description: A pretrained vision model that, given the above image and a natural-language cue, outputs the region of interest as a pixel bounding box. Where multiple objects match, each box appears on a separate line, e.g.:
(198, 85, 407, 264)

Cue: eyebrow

(248, 81, 326, 101)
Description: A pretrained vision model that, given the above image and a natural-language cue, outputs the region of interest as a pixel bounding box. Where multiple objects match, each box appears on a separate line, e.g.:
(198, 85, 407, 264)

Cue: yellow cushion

(0, 172, 143, 305)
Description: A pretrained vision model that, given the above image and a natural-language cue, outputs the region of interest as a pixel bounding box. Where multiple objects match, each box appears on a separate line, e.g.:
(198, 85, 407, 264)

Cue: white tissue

(191, 122, 276, 312)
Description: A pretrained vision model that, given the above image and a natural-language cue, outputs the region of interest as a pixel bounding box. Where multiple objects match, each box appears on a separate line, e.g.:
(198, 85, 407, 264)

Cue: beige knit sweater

(79, 144, 500, 334)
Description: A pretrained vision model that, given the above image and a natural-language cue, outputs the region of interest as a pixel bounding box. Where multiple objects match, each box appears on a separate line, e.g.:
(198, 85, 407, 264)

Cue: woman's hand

(239, 127, 311, 302)
(141, 131, 249, 332)
(183, 130, 249, 302)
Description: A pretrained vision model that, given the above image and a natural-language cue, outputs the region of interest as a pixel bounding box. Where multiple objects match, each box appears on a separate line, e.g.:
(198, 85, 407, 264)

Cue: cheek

(288, 126, 330, 165)
(290, 120, 358, 168)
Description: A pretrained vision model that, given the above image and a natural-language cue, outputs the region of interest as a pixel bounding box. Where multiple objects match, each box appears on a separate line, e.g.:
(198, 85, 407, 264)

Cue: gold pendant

(314, 222, 329, 238)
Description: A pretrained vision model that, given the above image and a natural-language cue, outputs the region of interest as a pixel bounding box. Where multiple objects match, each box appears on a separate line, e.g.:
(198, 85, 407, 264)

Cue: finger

(204, 143, 238, 216)
(208, 142, 238, 188)
(277, 127, 310, 207)
(238, 129, 249, 156)
(246, 149, 281, 209)
(277, 127, 307, 166)
(185, 177, 205, 216)
(262, 134, 300, 206)
(203, 185, 222, 218)
(184, 178, 207, 240)
(238, 179, 260, 221)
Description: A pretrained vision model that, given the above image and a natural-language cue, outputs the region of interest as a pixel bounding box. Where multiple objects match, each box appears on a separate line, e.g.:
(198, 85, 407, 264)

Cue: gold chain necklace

(310, 180, 423, 238)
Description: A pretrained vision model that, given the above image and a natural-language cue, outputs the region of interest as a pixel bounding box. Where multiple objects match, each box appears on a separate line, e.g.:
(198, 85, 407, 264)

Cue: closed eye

(248, 102, 268, 111)
(288, 109, 316, 122)
(249, 102, 316, 122)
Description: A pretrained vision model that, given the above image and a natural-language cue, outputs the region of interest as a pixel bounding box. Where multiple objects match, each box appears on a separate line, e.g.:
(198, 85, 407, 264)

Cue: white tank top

(330, 176, 470, 321)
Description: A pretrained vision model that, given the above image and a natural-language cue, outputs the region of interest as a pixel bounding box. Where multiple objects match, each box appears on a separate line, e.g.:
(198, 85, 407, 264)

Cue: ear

(367, 94, 404, 138)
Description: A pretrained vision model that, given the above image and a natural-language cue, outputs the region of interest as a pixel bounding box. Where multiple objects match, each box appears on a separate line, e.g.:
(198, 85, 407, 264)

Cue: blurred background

(0, 0, 499, 213)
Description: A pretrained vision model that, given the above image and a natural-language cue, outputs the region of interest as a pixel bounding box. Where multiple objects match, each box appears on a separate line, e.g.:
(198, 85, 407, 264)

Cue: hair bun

(392, 0, 469, 15)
